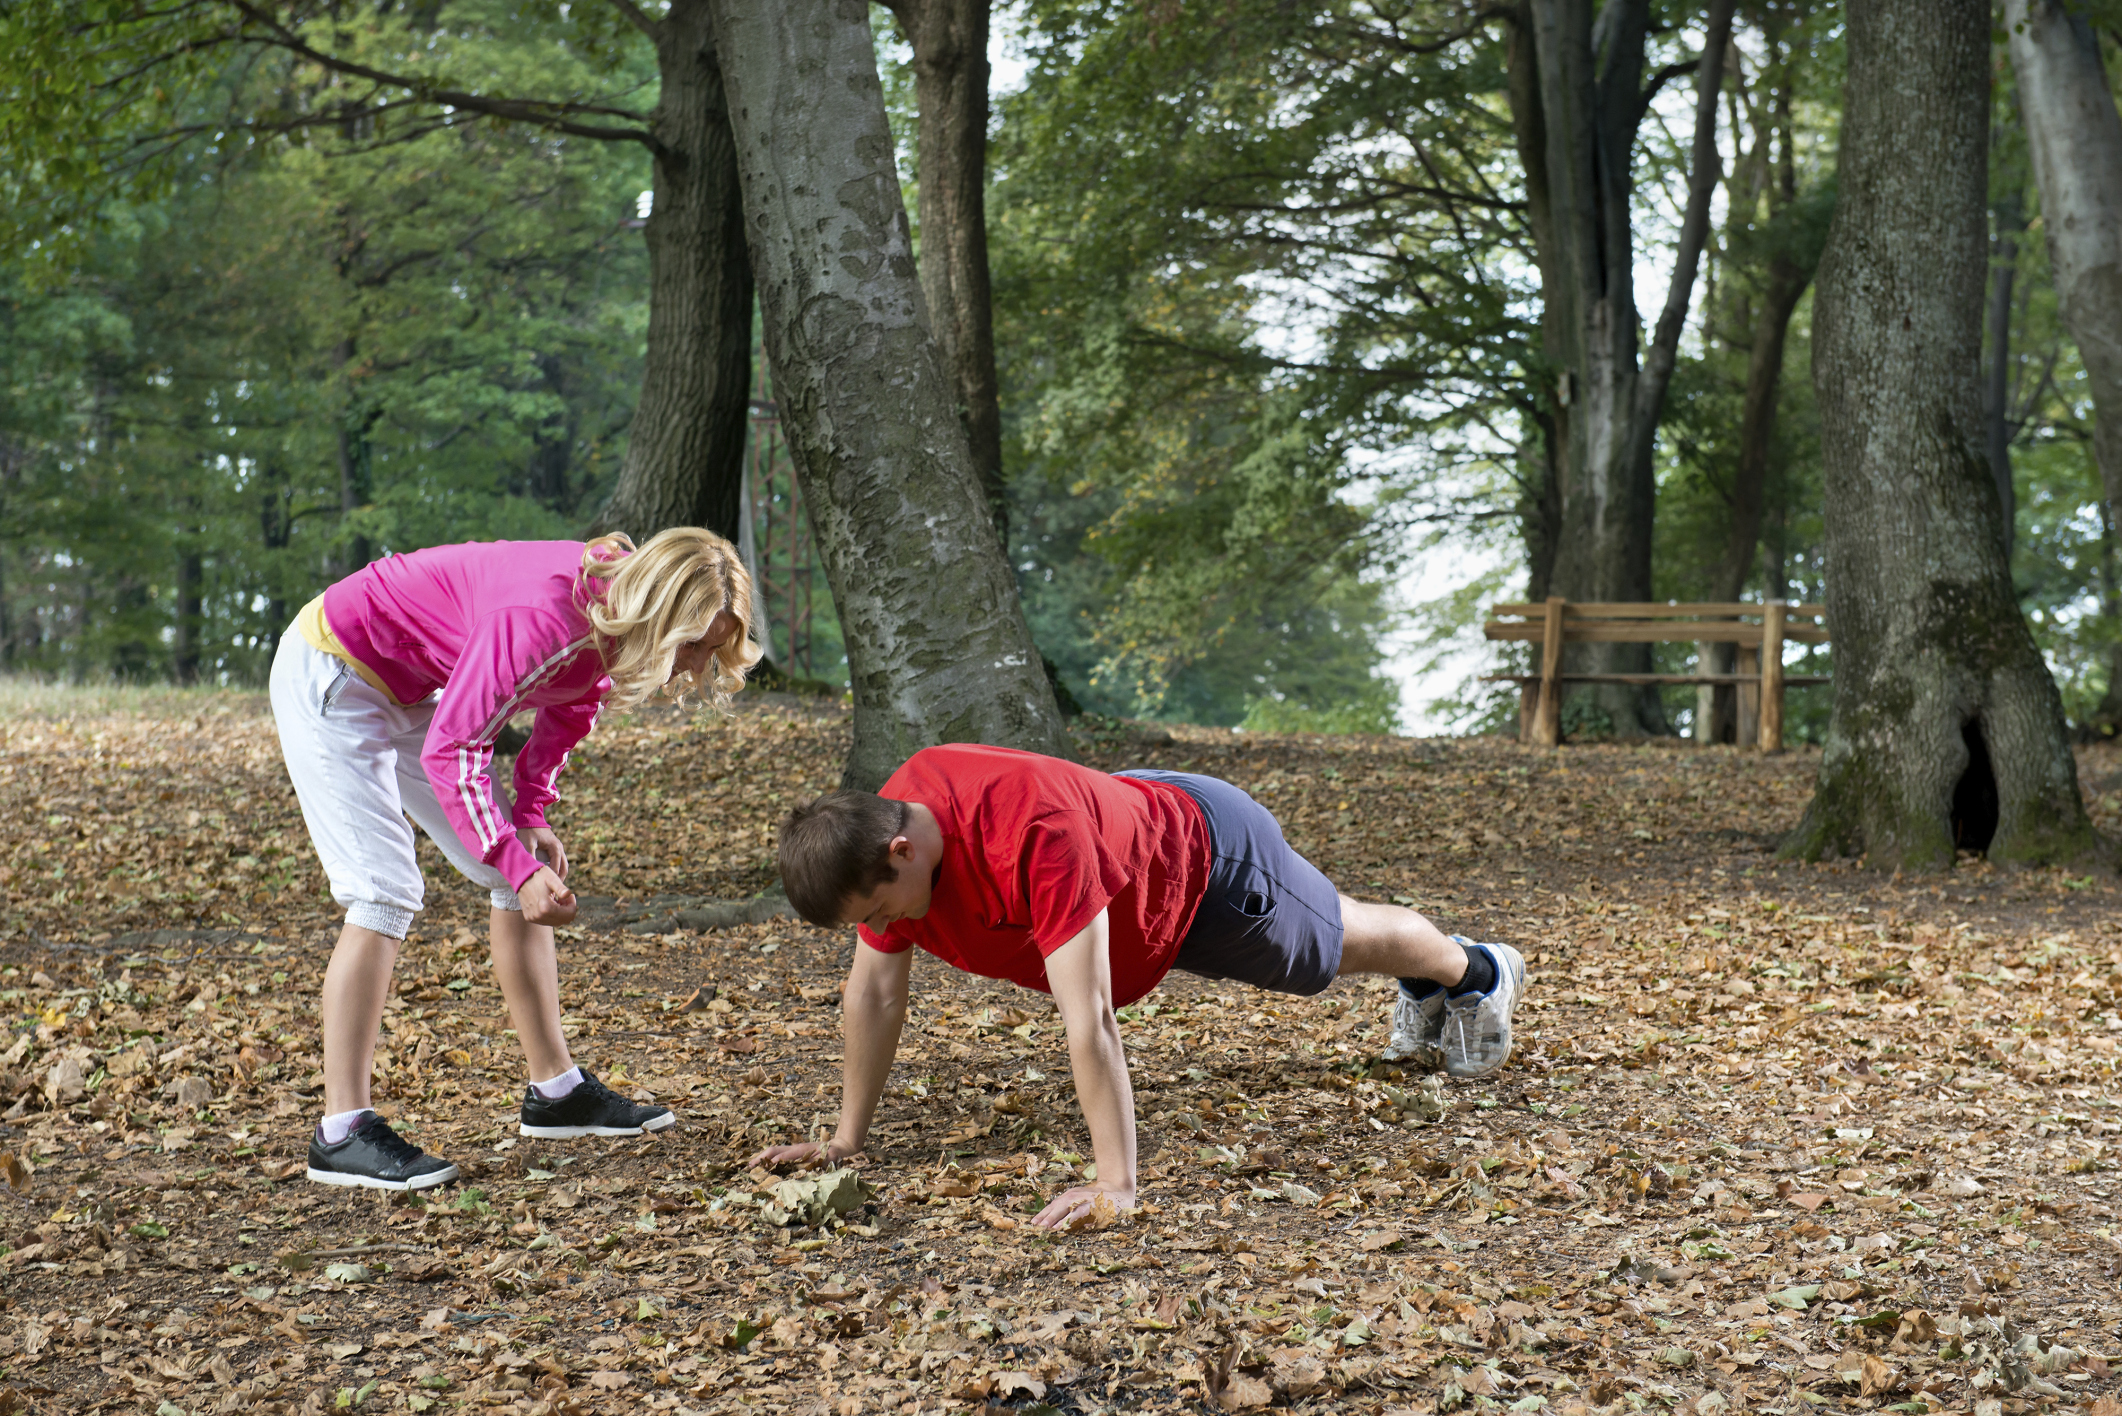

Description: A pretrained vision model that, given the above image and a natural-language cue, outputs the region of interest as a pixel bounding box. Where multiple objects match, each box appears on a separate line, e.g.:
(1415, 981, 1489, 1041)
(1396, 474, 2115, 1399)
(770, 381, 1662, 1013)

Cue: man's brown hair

(778, 791, 910, 926)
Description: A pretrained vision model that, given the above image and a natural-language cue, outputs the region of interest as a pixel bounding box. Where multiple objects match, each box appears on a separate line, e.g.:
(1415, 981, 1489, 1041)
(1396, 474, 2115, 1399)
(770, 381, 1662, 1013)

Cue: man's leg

(1127, 766, 1524, 1076)
(1336, 894, 1521, 1077)
(1335, 895, 1511, 1072)
(1334, 896, 1470, 984)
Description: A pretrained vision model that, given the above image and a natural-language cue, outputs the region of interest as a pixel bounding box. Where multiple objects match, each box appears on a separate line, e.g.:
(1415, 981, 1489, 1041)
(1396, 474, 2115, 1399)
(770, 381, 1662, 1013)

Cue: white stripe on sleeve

(457, 743, 504, 850)
(478, 636, 593, 741)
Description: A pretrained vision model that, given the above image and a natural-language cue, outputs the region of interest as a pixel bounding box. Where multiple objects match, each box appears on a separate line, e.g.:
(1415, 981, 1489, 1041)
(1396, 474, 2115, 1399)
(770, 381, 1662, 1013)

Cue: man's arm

(1032, 909, 1138, 1229)
(750, 941, 912, 1167)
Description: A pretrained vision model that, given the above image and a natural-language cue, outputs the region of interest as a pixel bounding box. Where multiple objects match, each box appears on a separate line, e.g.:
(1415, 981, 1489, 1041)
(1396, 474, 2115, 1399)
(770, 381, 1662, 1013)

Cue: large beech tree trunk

(1507, 0, 1732, 736)
(704, 0, 1069, 791)
(591, 0, 754, 546)
(2006, 0, 2122, 732)
(1785, 0, 2101, 871)
(882, 0, 1006, 542)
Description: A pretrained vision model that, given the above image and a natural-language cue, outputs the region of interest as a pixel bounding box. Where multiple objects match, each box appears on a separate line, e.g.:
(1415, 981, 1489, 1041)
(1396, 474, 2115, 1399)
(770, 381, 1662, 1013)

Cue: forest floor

(4, 687, 2122, 1416)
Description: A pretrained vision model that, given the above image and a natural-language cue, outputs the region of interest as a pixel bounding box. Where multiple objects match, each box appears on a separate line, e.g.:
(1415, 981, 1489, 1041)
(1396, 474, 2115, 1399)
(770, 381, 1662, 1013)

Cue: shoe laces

(1443, 1004, 1480, 1060)
(572, 1072, 620, 1107)
(358, 1116, 424, 1166)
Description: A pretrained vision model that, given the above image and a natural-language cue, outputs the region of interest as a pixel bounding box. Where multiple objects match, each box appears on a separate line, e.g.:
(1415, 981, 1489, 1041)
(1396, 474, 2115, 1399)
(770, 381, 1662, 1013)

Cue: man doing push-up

(752, 744, 1528, 1229)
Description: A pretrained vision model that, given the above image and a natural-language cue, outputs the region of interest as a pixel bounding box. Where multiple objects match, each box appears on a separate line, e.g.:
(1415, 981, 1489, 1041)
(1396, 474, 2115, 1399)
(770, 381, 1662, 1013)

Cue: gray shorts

(1115, 769, 1344, 996)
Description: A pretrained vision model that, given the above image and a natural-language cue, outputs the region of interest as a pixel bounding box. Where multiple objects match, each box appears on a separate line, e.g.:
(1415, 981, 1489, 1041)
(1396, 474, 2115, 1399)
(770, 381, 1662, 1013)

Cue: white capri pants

(270, 631, 524, 939)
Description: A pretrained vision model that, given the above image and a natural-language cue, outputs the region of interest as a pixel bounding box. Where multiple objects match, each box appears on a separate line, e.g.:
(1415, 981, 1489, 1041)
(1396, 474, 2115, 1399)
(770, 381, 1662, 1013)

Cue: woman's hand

(519, 866, 577, 926)
(1030, 1181, 1137, 1231)
(749, 1137, 861, 1169)
(522, 827, 569, 881)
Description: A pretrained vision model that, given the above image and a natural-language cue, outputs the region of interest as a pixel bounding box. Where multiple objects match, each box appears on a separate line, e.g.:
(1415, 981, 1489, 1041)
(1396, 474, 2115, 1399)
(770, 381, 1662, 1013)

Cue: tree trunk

(882, 0, 1007, 544)
(2102, 496, 2122, 738)
(704, 0, 1069, 791)
(173, 525, 203, 685)
(1785, 0, 2102, 871)
(526, 353, 581, 516)
(1504, 11, 1563, 622)
(334, 373, 375, 574)
(259, 454, 292, 658)
(1713, 25, 1815, 608)
(1714, 259, 1808, 597)
(1510, 0, 1732, 737)
(1983, 179, 2023, 557)
(2006, 0, 2122, 731)
(590, 0, 755, 547)
(1700, 23, 1816, 744)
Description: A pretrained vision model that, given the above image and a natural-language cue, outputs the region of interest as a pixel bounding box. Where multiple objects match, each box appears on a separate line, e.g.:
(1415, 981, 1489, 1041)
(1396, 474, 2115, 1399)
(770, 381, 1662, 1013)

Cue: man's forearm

(1064, 1011, 1138, 1190)
(833, 992, 906, 1150)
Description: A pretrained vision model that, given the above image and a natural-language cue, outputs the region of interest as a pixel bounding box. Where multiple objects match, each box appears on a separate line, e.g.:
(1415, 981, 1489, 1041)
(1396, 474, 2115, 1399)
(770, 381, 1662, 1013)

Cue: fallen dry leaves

(2, 691, 2122, 1416)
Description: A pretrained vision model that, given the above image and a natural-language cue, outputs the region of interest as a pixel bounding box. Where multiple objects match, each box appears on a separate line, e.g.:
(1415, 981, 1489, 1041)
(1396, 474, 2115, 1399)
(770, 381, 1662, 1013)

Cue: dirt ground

(4, 690, 2122, 1416)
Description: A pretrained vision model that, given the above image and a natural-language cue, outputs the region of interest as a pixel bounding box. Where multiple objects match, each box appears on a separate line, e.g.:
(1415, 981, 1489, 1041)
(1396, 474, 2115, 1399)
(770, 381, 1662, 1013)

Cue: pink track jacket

(321, 541, 612, 891)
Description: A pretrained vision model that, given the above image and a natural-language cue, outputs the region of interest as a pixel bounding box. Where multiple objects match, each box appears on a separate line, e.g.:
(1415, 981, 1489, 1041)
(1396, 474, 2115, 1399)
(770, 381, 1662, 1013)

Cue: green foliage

(1239, 676, 1400, 738)
(3, 0, 2116, 745)
(0, 2, 655, 682)
(992, 0, 1539, 730)
(2015, 420, 2116, 726)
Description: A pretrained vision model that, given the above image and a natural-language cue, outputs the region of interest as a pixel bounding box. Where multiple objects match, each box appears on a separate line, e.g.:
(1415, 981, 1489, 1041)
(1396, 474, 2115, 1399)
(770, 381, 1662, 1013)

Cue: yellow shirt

(295, 596, 412, 707)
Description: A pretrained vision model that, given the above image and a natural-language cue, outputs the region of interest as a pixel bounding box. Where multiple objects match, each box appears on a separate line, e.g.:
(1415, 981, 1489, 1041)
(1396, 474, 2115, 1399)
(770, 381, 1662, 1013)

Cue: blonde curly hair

(580, 528, 761, 713)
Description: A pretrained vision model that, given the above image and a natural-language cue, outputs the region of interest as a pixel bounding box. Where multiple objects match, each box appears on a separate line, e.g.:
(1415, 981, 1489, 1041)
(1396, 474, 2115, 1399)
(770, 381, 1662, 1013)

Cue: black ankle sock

(1447, 945, 1496, 998)
(1399, 977, 1441, 999)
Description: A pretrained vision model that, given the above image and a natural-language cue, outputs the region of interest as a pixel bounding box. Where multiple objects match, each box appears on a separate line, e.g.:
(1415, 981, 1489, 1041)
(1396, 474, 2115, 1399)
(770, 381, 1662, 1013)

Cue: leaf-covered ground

(4, 689, 2122, 1416)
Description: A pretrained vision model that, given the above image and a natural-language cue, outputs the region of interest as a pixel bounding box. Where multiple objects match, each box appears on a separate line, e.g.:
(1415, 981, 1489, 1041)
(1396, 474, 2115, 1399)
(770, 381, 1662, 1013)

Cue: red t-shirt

(856, 744, 1211, 1007)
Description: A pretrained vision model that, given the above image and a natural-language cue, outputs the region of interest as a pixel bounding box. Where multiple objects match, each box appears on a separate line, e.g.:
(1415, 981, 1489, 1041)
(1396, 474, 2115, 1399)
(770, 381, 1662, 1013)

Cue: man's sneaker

(1381, 985, 1446, 1070)
(307, 1113, 459, 1191)
(1440, 942, 1526, 1079)
(519, 1068, 676, 1138)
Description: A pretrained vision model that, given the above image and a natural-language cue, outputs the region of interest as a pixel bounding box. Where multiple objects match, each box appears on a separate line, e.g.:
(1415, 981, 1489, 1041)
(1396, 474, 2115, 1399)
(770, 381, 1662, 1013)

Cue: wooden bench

(1482, 599, 1829, 750)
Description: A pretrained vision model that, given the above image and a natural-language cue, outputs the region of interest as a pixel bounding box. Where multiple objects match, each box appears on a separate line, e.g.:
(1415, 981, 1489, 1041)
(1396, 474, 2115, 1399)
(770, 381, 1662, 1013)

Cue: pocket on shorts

(1236, 889, 1274, 918)
(320, 663, 354, 714)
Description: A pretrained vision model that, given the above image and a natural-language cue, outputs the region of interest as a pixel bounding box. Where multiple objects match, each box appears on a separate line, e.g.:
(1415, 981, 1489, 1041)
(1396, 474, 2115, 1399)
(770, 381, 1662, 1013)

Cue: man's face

(840, 855, 933, 932)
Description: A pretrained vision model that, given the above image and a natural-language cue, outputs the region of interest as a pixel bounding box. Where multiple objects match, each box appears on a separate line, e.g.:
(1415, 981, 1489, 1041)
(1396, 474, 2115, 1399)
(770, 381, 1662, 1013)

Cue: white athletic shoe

(1440, 941, 1526, 1079)
(1380, 935, 1482, 1069)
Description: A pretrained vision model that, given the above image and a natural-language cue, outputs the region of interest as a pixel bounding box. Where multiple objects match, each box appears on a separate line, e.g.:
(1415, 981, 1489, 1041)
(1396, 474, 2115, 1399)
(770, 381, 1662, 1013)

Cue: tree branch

(1632, 0, 1734, 437)
(1634, 55, 1703, 132)
(220, 1, 660, 152)
(595, 0, 665, 43)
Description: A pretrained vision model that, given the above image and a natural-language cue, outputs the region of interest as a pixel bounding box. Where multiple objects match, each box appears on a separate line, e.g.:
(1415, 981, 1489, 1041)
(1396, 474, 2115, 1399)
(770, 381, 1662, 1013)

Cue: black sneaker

(519, 1069, 675, 1138)
(306, 1113, 460, 1191)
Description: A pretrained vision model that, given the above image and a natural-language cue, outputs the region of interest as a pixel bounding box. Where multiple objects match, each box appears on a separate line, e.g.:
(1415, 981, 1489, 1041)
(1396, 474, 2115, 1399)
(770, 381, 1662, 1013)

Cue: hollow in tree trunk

(590, 0, 754, 547)
(1784, 0, 2104, 871)
(704, 0, 1068, 791)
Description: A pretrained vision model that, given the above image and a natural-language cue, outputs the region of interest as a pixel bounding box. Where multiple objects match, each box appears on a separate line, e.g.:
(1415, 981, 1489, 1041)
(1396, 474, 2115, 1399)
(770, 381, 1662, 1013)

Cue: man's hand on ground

(1030, 1181, 1136, 1231)
(748, 1138, 861, 1169)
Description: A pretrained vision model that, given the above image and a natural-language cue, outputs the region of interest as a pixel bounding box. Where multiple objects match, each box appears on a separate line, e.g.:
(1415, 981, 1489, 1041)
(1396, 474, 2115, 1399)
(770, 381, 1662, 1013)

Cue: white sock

(319, 1108, 374, 1145)
(531, 1066, 583, 1101)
